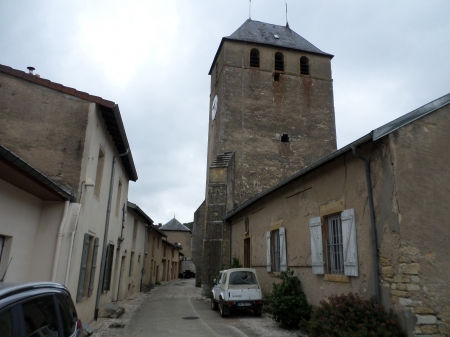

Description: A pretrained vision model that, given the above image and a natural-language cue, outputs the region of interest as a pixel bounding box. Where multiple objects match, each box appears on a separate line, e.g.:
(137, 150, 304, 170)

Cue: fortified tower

(194, 19, 337, 293)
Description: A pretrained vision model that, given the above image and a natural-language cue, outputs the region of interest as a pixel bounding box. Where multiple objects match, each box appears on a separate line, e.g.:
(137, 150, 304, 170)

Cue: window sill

(323, 274, 350, 283)
(270, 272, 281, 277)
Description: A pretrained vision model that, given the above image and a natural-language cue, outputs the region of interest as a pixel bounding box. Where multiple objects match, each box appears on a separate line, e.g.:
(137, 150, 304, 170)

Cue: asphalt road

(118, 279, 301, 337)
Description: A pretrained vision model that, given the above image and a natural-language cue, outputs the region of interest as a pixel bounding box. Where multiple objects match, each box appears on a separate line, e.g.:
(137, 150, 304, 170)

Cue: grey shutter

(279, 227, 287, 271)
(76, 234, 90, 302)
(103, 244, 113, 291)
(309, 217, 324, 275)
(266, 231, 271, 272)
(88, 237, 99, 297)
(341, 209, 358, 277)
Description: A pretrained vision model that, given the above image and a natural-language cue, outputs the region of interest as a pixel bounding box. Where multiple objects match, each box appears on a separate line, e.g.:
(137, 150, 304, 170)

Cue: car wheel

(253, 306, 262, 317)
(219, 298, 228, 317)
(211, 296, 218, 310)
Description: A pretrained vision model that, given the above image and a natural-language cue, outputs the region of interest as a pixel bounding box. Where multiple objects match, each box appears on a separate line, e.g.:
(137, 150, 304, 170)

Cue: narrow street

(91, 278, 304, 337)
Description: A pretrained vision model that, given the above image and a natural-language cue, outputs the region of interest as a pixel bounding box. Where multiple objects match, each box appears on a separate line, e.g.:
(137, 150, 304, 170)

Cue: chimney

(158, 223, 162, 228)
(27, 67, 35, 75)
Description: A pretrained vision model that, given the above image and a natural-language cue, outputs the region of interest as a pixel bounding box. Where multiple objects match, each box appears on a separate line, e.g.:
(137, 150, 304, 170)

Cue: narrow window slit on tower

(274, 73, 280, 82)
(281, 134, 289, 142)
(300, 56, 309, 75)
(275, 52, 284, 71)
(250, 49, 260, 68)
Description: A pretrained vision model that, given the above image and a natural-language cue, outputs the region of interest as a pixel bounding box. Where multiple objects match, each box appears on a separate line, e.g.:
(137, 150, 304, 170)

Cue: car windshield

(228, 271, 257, 285)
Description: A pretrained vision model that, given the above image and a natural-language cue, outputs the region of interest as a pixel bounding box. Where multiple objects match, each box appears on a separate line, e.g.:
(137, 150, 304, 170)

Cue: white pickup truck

(210, 268, 263, 317)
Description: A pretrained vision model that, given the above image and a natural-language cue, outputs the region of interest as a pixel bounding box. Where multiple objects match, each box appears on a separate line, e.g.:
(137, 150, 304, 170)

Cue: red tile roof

(0, 64, 115, 109)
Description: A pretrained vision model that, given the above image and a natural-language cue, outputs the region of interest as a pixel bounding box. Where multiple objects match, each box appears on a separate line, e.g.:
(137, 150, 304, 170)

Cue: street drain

(109, 323, 125, 328)
(182, 317, 199, 320)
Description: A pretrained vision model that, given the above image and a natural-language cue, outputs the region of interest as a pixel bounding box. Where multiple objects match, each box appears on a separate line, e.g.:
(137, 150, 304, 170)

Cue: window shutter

(266, 231, 271, 272)
(103, 244, 113, 291)
(309, 217, 324, 275)
(76, 234, 90, 302)
(88, 237, 99, 297)
(279, 227, 287, 271)
(341, 209, 358, 277)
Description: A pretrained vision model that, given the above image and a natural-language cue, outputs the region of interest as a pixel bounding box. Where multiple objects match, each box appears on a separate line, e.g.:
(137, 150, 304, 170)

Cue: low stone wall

(380, 246, 449, 336)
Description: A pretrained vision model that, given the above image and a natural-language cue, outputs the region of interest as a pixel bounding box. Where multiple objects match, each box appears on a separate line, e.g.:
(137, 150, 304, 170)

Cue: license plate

(237, 302, 252, 307)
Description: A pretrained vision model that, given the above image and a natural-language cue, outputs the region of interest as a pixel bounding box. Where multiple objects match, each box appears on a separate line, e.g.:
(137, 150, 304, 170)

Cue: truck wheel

(211, 296, 218, 310)
(253, 306, 262, 317)
(219, 298, 228, 317)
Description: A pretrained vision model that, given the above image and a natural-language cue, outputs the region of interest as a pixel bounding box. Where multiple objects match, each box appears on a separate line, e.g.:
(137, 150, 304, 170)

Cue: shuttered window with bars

(309, 209, 359, 277)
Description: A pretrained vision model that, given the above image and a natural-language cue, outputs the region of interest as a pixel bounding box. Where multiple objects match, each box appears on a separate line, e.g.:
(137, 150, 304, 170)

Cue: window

(275, 52, 284, 71)
(244, 217, 249, 234)
(300, 56, 309, 75)
(94, 148, 105, 198)
(281, 134, 289, 143)
(57, 293, 78, 336)
(132, 219, 138, 249)
(250, 48, 260, 67)
(76, 234, 99, 302)
(23, 295, 59, 337)
(163, 245, 166, 257)
(152, 237, 155, 257)
(327, 215, 344, 274)
(115, 180, 122, 216)
(103, 244, 114, 291)
(309, 209, 358, 277)
(0, 309, 12, 337)
(266, 227, 286, 272)
(244, 238, 251, 268)
(229, 271, 257, 285)
(129, 252, 134, 277)
(274, 73, 281, 82)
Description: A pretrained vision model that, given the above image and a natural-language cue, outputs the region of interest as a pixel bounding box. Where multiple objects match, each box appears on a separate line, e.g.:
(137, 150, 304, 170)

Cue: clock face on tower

(211, 95, 218, 120)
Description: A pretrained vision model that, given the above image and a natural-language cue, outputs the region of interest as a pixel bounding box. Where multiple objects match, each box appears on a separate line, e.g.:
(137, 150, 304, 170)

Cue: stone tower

(194, 19, 337, 293)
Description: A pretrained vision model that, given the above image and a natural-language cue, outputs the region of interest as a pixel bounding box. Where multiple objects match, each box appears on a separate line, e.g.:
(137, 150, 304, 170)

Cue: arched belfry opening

(300, 56, 310, 75)
(275, 52, 284, 71)
(250, 49, 260, 68)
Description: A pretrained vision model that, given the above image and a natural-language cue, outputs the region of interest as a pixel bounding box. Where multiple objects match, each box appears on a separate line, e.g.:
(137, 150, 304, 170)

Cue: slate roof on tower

(209, 19, 332, 74)
(160, 218, 191, 232)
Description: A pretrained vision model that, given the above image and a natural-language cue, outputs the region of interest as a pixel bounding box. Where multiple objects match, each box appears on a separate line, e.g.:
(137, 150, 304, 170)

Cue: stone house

(144, 224, 167, 286)
(0, 64, 138, 323)
(159, 217, 192, 259)
(109, 201, 151, 302)
(224, 93, 450, 336)
(161, 240, 181, 282)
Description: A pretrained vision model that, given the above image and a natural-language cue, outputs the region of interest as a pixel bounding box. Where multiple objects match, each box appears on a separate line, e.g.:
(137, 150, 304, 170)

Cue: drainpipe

(351, 145, 381, 304)
(65, 203, 82, 286)
(51, 200, 70, 282)
(94, 148, 129, 320)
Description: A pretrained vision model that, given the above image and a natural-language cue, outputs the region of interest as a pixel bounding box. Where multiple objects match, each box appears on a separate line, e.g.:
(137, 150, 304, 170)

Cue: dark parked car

(0, 282, 82, 337)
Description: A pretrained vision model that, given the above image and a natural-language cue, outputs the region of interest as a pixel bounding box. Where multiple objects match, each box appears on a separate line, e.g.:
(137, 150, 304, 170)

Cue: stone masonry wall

(380, 246, 449, 336)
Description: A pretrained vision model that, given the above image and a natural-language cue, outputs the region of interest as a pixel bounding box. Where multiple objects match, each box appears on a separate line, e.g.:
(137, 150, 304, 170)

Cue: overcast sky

(1, 1, 449, 224)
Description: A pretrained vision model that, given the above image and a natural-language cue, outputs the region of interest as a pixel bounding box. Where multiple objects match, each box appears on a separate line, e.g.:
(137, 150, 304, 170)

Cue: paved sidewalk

(88, 278, 306, 337)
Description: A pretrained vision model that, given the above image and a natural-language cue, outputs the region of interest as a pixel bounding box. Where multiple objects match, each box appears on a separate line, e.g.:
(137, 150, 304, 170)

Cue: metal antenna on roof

(285, 0, 289, 27)
(249, 0, 252, 20)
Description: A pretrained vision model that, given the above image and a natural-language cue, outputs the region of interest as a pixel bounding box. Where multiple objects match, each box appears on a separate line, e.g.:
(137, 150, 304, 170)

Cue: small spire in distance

(249, 0, 252, 20)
